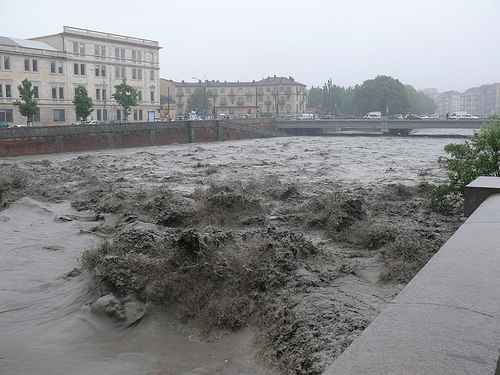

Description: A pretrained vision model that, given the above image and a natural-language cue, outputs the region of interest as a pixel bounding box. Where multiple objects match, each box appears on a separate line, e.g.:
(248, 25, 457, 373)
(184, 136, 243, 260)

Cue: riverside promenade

(323, 176, 500, 375)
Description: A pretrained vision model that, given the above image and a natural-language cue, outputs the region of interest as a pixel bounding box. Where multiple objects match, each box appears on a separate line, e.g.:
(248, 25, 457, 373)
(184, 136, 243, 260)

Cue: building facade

(434, 83, 500, 117)
(0, 26, 161, 126)
(160, 76, 308, 119)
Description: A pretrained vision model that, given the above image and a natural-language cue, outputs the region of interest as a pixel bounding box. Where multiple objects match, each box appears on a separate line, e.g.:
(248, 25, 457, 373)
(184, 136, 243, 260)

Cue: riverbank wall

(322, 176, 500, 375)
(0, 119, 282, 158)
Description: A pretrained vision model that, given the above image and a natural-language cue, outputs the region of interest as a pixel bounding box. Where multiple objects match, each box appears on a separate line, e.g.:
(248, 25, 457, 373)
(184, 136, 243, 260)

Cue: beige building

(160, 76, 308, 119)
(434, 83, 500, 117)
(0, 26, 161, 125)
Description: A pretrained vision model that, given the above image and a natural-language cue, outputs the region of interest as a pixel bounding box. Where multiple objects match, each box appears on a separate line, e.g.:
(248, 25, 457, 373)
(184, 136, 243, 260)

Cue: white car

(457, 114, 479, 120)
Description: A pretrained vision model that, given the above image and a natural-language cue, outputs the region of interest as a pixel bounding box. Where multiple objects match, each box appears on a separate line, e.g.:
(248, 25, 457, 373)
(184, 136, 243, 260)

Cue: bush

(430, 116, 500, 212)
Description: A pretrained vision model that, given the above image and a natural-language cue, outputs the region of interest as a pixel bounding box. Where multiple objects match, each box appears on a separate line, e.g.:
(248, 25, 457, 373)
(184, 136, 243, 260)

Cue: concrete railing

(322, 177, 500, 375)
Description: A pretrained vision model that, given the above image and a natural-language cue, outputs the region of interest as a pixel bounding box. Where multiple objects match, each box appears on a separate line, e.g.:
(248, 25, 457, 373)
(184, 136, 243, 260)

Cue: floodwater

(0, 130, 470, 375)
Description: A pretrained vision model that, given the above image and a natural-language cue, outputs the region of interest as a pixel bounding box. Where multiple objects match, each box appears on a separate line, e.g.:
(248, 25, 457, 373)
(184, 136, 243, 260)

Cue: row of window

(0, 83, 156, 102)
(72, 42, 155, 63)
(2, 56, 156, 82)
(0, 107, 134, 123)
(176, 86, 299, 95)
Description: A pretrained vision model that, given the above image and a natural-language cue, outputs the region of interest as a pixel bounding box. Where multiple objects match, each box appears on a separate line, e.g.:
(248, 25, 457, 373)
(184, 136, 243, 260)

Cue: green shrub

(430, 116, 500, 212)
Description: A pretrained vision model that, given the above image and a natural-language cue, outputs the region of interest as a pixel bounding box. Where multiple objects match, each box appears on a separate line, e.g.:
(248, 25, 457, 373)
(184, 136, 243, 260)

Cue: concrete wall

(0, 119, 278, 158)
(322, 177, 500, 375)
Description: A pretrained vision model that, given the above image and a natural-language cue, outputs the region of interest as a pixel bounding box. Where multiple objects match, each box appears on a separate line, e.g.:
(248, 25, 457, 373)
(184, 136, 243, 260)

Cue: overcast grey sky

(2, 0, 499, 92)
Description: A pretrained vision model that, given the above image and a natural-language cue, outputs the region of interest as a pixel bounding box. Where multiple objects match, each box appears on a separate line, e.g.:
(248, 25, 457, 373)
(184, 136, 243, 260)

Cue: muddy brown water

(0, 131, 469, 374)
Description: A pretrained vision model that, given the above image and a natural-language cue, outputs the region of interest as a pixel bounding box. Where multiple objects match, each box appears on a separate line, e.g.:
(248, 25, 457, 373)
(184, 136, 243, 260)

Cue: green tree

(112, 78, 138, 120)
(13, 78, 39, 126)
(430, 116, 500, 212)
(72, 85, 94, 123)
(405, 85, 437, 115)
(353, 75, 409, 116)
(186, 86, 213, 118)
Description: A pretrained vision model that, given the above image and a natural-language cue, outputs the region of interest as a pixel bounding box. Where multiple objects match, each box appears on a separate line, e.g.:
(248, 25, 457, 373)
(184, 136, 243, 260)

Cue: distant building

(160, 76, 308, 119)
(0, 26, 161, 125)
(434, 83, 500, 116)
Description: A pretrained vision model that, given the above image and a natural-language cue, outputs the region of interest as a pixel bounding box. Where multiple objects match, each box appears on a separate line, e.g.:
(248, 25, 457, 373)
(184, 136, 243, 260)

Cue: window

(5, 84, 11, 98)
(95, 45, 106, 57)
(237, 97, 244, 105)
(3, 56, 10, 70)
(94, 65, 106, 77)
(132, 50, 141, 61)
(53, 109, 65, 121)
(73, 42, 85, 54)
(96, 89, 101, 100)
(97, 109, 102, 121)
(33, 86, 39, 99)
(138, 91, 142, 101)
(32, 59, 38, 72)
(115, 48, 125, 59)
(24, 58, 30, 71)
(52, 87, 64, 99)
(74, 63, 86, 75)
(149, 52, 154, 62)
(150, 91, 154, 102)
(0, 109, 13, 122)
(0, 84, 2, 97)
(102, 89, 107, 101)
(133, 109, 143, 121)
(150, 70, 154, 81)
(115, 66, 126, 79)
(51, 61, 64, 74)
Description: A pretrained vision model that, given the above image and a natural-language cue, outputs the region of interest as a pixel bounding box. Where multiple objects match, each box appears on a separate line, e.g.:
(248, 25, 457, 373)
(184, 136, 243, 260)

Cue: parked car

(388, 114, 403, 119)
(0, 121, 9, 128)
(320, 115, 334, 120)
(336, 114, 355, 119)
(405, 114, 422, 120)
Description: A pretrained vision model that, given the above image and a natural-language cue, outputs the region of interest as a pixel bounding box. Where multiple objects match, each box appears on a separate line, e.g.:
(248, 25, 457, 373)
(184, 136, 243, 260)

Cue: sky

(2, 0, 499, 93)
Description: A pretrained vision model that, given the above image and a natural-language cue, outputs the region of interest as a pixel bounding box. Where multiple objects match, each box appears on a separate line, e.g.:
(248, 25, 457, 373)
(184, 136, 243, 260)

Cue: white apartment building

(0, 26, 161, 125)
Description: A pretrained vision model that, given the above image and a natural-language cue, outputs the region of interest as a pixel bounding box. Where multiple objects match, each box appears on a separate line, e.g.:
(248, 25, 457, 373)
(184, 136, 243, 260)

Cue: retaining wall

(322, 177, 500, 375)
(0, 119, 279, 158)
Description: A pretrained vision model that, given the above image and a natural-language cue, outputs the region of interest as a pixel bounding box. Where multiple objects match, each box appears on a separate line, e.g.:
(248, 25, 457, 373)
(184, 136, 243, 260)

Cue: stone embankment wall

(0, 119, 279, 158)
(322, 177, 500, 375)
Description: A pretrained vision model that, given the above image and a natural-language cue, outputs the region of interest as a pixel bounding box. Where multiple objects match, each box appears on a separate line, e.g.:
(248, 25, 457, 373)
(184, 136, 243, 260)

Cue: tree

(430, 116, 500, 212)
(404, 85, 437, 115)
(186, 86, 213, 118)
(112, 78, 138, 120)
(353, 75, 409, 116)
(13, 78, 38, 126)
(72, 85, 94, 123)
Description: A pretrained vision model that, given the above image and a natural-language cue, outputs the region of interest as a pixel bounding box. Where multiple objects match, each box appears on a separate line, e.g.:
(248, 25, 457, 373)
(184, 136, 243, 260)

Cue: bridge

(276, 119, 483, 135)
